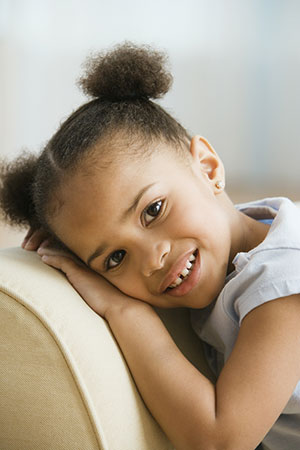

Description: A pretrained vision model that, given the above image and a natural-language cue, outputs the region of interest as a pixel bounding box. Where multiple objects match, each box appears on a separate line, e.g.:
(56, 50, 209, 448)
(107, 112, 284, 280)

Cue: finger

(40, 254, 73, 271)
(38, 238, 52, 249)
(21, 227, 35, 248)
(41, 254, 87, 286)
(37, 246, 70, 258)
(24, 229, 50, 251)
(37, 245, 86, 268)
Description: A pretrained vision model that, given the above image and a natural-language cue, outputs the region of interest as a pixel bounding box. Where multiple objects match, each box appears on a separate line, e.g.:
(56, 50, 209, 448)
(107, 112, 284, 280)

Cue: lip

(159, 249, 199, 294)
(163, 249, 201, 297)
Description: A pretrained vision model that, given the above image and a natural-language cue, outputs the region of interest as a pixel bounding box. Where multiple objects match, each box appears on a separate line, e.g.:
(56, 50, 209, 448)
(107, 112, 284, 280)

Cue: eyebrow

(86, 182, 156, 267)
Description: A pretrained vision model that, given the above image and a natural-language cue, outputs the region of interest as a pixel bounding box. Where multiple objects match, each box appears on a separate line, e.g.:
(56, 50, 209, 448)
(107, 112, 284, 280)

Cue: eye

(143, 200, 163, 226)
(105, 249, 126, 270)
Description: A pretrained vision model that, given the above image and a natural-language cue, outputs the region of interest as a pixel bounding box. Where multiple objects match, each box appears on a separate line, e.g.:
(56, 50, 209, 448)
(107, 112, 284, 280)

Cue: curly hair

(0, 42, 191, 236)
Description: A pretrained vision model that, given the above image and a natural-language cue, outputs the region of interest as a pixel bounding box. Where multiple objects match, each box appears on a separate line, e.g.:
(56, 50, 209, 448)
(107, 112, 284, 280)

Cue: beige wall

(0, 224, 24, 249)
(1, 1, 300, 188)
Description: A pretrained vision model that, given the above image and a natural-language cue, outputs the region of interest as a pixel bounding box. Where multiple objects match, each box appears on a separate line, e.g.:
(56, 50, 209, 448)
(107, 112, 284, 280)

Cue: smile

(163, 249, 201, 297)
(168, 251, 196, 288)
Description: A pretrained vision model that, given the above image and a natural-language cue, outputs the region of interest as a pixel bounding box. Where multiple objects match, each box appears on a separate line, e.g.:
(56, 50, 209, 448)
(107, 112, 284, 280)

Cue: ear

(189, 135, 225, 193)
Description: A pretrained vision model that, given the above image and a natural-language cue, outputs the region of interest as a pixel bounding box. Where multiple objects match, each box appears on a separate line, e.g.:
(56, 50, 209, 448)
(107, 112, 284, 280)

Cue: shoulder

(228, 197, 300, 322)
(235, 197, 300, 249)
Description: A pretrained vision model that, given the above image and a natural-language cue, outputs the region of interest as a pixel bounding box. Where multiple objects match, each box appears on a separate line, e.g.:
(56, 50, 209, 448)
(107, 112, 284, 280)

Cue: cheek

(168, 192, 228, 249)
(105, 271, 146, 299)
(167, 192, 210, 237)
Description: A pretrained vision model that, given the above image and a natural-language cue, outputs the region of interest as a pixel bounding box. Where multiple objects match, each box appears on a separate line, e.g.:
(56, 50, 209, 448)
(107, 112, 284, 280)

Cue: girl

(1, 42, 300, 450)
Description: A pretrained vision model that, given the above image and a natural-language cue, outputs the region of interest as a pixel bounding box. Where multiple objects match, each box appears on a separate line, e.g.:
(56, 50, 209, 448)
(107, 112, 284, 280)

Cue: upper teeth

(168, 252, 196, 289)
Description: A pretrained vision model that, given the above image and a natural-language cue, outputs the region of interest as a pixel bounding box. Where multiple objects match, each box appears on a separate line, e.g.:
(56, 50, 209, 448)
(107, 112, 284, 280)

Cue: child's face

(51, 136, 234, 309)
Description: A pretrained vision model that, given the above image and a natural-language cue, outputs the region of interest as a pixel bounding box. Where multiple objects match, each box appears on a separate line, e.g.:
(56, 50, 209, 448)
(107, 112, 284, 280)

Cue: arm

(107, 295, 300, 450)
(37, 248, 300, 450)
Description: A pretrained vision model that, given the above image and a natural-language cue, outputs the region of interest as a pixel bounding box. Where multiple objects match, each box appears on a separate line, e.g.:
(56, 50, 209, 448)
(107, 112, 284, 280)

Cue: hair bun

(78, 41, 173, 101)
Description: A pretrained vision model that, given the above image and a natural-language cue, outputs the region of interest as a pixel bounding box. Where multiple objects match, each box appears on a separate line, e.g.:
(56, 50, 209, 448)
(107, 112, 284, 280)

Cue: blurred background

(0, 0, 299, 247)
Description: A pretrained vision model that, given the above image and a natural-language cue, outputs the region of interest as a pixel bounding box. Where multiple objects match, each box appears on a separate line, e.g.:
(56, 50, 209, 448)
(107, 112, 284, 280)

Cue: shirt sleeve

(233, 248, 300, 326)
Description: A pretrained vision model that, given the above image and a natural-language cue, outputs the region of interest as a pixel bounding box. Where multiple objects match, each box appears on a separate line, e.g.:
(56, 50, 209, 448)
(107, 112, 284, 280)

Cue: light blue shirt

(190, 197, 300, 450)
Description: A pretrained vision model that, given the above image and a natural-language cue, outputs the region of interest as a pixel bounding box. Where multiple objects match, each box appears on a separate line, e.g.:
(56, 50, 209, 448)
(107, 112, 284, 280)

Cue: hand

(21, 227, 52, 251)
(37, 245, 138, 319)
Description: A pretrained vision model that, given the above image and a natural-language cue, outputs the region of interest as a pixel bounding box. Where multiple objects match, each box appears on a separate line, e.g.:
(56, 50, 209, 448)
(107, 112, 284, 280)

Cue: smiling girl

(1, 42, 300, 450)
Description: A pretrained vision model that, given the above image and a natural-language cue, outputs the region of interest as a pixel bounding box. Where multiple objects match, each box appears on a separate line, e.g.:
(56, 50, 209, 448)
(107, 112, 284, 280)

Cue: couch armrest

(0, 247, 212, 450)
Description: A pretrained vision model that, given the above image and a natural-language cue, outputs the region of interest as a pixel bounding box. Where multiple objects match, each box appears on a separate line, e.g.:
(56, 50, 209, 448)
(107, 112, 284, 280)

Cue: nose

(140, 240, 170, 277)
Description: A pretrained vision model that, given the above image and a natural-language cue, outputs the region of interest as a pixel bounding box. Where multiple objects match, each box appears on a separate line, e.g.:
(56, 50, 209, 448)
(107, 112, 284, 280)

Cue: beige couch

(0, 247, 213, 450)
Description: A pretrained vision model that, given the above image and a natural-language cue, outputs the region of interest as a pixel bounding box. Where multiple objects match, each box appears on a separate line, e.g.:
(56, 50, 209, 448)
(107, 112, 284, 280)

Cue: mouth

(163, 249, 201, 297)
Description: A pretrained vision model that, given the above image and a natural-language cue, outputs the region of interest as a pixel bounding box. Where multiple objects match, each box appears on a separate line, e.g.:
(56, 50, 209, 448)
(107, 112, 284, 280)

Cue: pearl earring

(215, 180, 225, 190)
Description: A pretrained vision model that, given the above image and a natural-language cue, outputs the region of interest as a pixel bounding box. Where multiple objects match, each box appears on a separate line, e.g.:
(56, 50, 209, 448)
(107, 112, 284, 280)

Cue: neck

(222, 193, 270, 274)
(230, 211, 270, 271)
